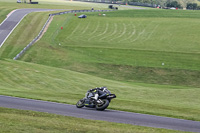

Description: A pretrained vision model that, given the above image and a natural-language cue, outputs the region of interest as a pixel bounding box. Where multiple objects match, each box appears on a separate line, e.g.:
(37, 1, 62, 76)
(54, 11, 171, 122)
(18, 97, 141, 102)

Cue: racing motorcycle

(76, 88, 116, 111)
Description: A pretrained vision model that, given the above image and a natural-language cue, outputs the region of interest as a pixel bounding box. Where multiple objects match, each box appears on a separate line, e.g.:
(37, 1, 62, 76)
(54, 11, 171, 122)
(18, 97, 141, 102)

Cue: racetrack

(0, 95, 200, 132)
(0, 8, 62, 48)
(0, 6, 200, 133)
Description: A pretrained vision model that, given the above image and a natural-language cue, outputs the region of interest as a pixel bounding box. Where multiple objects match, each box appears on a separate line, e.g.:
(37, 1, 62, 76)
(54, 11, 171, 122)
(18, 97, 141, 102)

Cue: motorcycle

(76, 88, 116, 111)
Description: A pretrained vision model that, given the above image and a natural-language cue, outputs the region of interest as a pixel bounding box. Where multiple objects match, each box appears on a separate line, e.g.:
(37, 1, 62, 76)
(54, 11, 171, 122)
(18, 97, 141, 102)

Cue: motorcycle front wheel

(96, 99, 109, 111)
(76, 99, 85, 108)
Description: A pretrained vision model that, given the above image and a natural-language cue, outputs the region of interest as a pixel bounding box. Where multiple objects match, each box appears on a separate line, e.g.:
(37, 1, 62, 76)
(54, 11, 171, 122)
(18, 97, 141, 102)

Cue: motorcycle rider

(89, 87, 109, 103)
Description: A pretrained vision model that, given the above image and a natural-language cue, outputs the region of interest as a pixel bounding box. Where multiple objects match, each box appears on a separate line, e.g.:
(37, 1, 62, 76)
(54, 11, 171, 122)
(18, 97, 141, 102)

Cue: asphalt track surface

(0, 8, 62, 48)
(0, 95, 200, 132)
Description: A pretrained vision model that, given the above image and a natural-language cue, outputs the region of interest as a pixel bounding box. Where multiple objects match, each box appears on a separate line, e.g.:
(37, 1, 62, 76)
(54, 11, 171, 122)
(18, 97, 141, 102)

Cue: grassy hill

(3, 9, 199, 87)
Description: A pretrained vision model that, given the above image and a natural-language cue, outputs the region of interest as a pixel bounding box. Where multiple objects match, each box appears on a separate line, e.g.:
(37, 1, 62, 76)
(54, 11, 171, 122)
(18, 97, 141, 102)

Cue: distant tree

(29, 0, 32, 3)
(186, 3, 198, 10)
(166, 1, 181, 8)
(192, 3, 198, 9)
(143, 0, 151, 3)
(129, 0, 139, 2)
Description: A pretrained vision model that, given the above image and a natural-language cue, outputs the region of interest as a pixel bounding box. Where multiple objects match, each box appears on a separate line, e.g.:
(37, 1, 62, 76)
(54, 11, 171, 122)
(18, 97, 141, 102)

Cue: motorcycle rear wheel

(96, 99, 109, 111)
(76, 99, 85, 108)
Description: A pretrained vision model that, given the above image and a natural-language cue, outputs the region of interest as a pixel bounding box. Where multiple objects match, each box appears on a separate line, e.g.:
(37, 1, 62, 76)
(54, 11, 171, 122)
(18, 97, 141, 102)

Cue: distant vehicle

(170, 7, 176, 10)
(78, 14, 87, 18)
(108, 5, 118, 10)
(108, 5, 113, 9)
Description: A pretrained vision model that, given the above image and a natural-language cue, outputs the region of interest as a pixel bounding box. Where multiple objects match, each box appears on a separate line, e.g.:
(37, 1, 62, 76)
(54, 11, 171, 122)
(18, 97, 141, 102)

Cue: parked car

(170, 7, 176, 10)
(108, 5, 118, 10)
(78, 14, 87, 18)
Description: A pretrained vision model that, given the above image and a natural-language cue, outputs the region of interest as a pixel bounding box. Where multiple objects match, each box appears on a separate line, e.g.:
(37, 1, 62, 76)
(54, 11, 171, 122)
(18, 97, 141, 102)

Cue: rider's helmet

(102, 86, 111, 94)
(100, 86, 107, 92)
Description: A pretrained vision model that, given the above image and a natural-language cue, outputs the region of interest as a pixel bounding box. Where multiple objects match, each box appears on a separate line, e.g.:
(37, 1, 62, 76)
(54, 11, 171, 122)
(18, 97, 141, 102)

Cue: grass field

(0, 107, 188, 133)
(0, 0, 200, 132)
(13, 10, 200, 87)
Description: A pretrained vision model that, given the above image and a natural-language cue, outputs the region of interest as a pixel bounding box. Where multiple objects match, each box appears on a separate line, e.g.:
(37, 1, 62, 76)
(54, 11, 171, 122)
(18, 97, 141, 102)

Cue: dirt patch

(36, 16, 54, 42)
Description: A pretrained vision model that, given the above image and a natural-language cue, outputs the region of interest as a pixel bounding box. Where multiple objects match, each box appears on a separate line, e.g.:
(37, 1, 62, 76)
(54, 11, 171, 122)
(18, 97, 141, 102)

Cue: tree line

(117, 0, 200, 9)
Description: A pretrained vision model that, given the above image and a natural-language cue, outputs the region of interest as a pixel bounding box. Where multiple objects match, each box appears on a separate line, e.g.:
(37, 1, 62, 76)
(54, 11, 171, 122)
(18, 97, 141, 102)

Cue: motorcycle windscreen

(87, 92, 94, 98)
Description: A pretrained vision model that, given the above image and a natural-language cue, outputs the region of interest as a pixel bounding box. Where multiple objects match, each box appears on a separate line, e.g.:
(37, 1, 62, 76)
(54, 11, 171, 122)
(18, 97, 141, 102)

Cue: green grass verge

(0, 107, 189, 133)
(0, 59, 200, 121)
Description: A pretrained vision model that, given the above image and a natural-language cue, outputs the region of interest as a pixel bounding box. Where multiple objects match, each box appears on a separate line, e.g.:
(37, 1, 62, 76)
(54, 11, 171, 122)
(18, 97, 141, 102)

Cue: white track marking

(89, 22, 109, 41)
(116, 23, 127, 42)
(143, 24, 159, 42)
(99, 23, 117, 41)
(82, 21, 91, 34)
(118, 22, 142, 43)
(1, 9, 63, 48)
(118, 23, 135, 43)
(97, 23, 109, 39)
(0, 10, 26, 48)
(0, 10, 17, 27)
(130, 21, 153, 43)
(109, 23, 126, 42)
(66, 22, 81, 39)
(88, 21, 100, 41)
(131, 29, 145, 42)
(119, 27, 135, 43)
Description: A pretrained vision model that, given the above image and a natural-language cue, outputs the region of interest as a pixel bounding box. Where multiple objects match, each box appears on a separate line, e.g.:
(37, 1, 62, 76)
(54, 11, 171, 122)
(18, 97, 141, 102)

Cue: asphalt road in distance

(0, 8, 62, 48)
